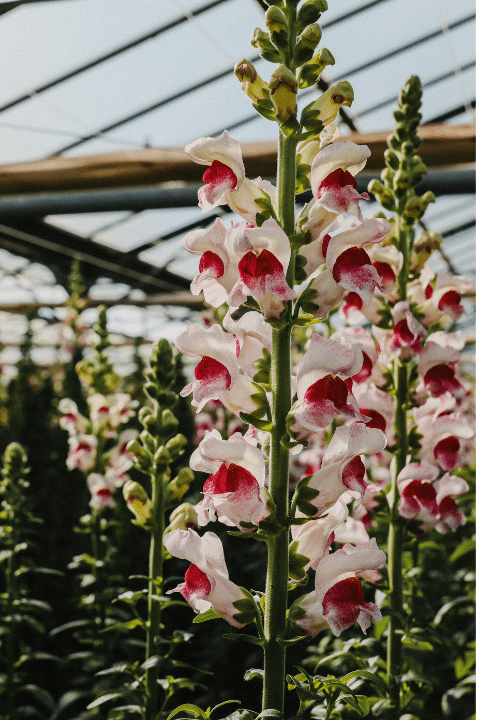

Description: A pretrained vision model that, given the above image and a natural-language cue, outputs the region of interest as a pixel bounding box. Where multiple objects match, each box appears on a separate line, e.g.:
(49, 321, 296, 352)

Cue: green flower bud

(296, 0, 328, 29)
(265, 5, 287, 34)
(167, 467, 195, 501)
(297, 47, 335, 88)
(161, 408, 179, 435)
(123, 481, 153, 524)
(310, 80, 354, 126)
(164, 433, 188, 461)
(297, 23, 322, 50)
(410, 231, 442, 273)
(269, 64, 298, 122)
(403, 195, 423, 220)
(251, 27, 280, 63)
(126, 439, 152, 470)
(166, 502, 199, 533)
(394, 169, 410, 189)
(234, 59, 270, 102)
(293, 23, 322, 66)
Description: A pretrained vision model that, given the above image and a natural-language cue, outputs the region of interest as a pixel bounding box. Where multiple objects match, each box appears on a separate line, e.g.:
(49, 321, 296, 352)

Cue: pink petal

(332, 247, 383, 303)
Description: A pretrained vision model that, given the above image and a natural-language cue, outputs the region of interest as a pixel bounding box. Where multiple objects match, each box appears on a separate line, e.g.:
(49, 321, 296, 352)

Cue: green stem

(386, 361, 407, 713)
(262, 85, 297, 710)
(5, 535, 17, 720)
(145, 469, 166, 720)
(263, 325, 291, 712)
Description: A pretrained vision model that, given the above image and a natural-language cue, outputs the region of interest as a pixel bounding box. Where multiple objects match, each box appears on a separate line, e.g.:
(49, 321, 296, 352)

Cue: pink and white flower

(66, 434, 97, 472)
(175, 324, 259, 415)
(304, 423, 386, 512)
(164, 528, 247, 627)
(293, 538, 385, 637)
(223, 310, 272, 379)
(58, 398, 88, 435)
(87, 472, 116, 509)
(185, 130, 271, 223)
(190, 429, 270, 530)
(291, 501, 348, 571)
(397, 461, 469, 533)
(310, 141, 371, 217)
(227, 219, 295, 318)
(290, 334, 368, 437)
(415, 410, 474, 472)
(325, 218, 391, 305)
(418, 331, 465, 398)
(352, 382, 395, 444)
(182, 218, 240, 307)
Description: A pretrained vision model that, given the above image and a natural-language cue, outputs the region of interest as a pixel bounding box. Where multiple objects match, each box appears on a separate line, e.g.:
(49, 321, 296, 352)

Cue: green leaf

(167, 703, 209, 720)
(141, 655, 164, 670)
(87, 693, 124, 710)
(450, 537, 475, 562)
(340, 693, 370, 716)
(49, 618, 95, 637)
(340, 670, 388, 693)
(20, 685, 56, 712)
(239, 412, 273, 432)
(193, 608, 221, 624)
(401, 635, 433, 651)
(244, 668, 264, 682)
(222, 632, 265, 646)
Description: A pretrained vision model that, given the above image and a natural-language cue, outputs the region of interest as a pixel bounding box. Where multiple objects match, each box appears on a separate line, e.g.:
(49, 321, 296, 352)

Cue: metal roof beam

(0, 218, 192, 293)
(0, 167, 475, 219)
(0, 124, 474, 195)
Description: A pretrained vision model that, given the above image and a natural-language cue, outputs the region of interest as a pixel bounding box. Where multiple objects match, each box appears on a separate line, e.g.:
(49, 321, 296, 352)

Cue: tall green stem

(145, 470, 165, 720)
(262, 105, 297, 713)
(386, 213, 410, 714)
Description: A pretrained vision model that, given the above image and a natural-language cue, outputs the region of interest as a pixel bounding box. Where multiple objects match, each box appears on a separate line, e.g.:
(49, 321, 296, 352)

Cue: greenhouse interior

(0, 0, 476, 719)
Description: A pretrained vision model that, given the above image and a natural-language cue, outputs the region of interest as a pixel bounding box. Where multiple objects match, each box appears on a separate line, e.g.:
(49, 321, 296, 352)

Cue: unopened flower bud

(403, 195, 422, 219)
(166, 502, 199, 533)
(296, 0, 328, 28)
(235, 59, 270, 102)
(297, 47, 335, 88)
(410, 231, 442, 273)
(123, 481, 152, 524)
(298, 23, 322, 50)
(265, 5, 287, 34)
(161, 408, 179, 436)
(311, 81, 354, 126)
(167, 467, 195, 501)
(164, 433, 188, 460)
(394, 169, 410, 189)
(269, 64, 298, 122)
(251, 27, 281, 63)
(293, 23, 322, 66)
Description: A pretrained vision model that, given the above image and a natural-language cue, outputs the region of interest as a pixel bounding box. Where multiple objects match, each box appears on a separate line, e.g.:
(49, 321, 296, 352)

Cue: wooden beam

(0, 124, 475, 195)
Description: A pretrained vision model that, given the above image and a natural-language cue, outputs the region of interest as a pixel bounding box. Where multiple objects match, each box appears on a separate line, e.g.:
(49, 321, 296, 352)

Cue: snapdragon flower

(227, 219, 295, 319)
(302, 423, 386, 512)
(164, 528, 248, 627)
(293, 538, 385, 637)
(324, 217, 391, 305)
(310, 140, 371, 218)
(396, 461, 469, 533)
(185, 130, 271, 224)
(289, 334, 369, 437)
(175, 323, 259, 415)
(191, 429, 270, 530)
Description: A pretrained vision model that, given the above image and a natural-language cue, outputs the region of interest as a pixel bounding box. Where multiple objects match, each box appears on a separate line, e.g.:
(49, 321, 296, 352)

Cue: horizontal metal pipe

(0, 168, 475, 217)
